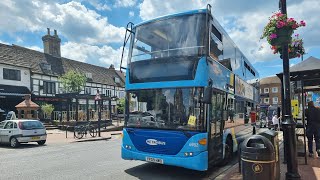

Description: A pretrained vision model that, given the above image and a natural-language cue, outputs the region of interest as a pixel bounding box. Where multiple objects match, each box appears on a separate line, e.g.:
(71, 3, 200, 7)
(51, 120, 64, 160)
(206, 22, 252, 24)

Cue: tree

(59, 70, 86, 93)
(117, 98, 125, 114)
(41, 104, 54, 120)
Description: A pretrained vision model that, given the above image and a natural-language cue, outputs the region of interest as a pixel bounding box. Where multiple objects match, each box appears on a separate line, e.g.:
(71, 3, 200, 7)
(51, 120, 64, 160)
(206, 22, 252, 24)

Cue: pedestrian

(305, 101, 320, 157)
(272, 114, 280, 131)
(229, 109, 234, 123)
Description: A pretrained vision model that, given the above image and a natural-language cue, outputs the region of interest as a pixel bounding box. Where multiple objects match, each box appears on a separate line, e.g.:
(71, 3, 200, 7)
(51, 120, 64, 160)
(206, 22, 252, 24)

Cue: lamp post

(95, 89, 102, 137)
(279, 0, 300, 179)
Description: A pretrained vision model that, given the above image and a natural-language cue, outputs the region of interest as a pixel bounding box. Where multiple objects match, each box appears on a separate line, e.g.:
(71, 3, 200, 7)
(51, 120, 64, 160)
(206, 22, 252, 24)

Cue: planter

(271, 28, 293, 46)
(280, 52, 299, 59)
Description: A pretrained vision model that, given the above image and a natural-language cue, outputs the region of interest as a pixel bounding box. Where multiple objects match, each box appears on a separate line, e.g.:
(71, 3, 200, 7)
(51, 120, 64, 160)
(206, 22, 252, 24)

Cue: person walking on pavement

(229, 108, 234, 123)
(272, 114, 280, 131)
(305, 101, 320, 157)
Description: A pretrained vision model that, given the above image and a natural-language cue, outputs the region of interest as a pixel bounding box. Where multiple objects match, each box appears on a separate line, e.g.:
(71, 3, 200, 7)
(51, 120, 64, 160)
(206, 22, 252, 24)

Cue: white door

(1, 121, 14, 143)
(0, 121, 6, 143)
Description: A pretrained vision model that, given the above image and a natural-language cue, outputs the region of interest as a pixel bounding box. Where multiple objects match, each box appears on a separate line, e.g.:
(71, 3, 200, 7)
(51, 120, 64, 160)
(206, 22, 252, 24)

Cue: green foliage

(117, 98, 125, 114)
(59, 70, 86, 93)
(41, 104, 54, 117)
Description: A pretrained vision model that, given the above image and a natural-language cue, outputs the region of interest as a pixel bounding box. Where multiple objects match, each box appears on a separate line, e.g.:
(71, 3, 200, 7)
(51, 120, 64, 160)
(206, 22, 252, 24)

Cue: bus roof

(134, 9, 207, 27)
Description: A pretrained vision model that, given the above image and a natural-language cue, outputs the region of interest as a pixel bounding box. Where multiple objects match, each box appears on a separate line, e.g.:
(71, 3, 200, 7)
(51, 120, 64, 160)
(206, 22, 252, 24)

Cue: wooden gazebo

(15, 94, 40, 119)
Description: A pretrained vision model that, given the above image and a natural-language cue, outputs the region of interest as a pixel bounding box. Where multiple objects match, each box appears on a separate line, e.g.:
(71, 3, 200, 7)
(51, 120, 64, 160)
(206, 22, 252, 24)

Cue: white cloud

(115, 0, 137, 8)
(0, 40, 9, 45)
(139, 0, 213, 21)
(27, 45, 43, 52)
(138, 0, 320, 63)
(129, 11, 134, 17)
(86, 0, 112, 11)
(0, 1, 125, 44)
(61, 42, 128, 69)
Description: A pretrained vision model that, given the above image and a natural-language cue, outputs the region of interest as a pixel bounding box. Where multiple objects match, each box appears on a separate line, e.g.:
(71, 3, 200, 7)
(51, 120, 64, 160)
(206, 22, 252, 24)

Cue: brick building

(259, 76, 282, 112)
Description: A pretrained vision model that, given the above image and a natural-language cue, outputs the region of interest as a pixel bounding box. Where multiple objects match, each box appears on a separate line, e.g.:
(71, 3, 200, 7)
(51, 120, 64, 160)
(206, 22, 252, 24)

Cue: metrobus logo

(146, 139, 166, 146)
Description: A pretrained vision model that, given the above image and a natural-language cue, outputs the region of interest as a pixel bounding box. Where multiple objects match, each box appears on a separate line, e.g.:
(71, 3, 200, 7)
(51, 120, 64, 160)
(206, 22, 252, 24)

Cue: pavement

(217, 131, 320, 180)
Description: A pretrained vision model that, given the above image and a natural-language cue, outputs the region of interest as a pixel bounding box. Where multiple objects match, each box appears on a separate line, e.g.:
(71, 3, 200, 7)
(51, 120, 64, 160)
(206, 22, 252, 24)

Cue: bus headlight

(125, 145, 132, 149)
(184, 152, 193, 156)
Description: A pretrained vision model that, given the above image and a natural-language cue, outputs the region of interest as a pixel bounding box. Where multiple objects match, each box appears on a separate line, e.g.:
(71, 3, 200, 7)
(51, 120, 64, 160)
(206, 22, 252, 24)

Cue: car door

(1, 121, 14, 143)
(0, 121, 6, 143)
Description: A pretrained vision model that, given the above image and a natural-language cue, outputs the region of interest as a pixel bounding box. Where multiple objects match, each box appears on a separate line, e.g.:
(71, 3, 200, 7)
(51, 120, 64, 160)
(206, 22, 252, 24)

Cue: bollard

(66, 126, 68, 138)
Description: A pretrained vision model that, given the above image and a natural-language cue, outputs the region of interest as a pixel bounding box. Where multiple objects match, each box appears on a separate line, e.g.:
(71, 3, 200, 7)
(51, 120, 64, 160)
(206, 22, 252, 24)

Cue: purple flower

(269, 33, 277, 39)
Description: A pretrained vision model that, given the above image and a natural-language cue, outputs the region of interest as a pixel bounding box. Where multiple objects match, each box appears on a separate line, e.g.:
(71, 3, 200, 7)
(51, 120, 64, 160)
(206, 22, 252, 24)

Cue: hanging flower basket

(272, 34, 305, 59)
(270, 28, 293, 46)
(261, 12, 306, 46)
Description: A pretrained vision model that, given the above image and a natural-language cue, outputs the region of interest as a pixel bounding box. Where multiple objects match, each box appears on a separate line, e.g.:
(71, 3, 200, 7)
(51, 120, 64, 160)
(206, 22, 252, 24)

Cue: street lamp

(279, 0, 301, 179)
(95, 89, 102, 137)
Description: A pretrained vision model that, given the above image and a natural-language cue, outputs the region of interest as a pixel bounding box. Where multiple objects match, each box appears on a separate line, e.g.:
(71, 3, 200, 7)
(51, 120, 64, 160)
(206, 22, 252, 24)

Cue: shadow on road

(0, 143, 46, 149)
(125, 162, 217, 180)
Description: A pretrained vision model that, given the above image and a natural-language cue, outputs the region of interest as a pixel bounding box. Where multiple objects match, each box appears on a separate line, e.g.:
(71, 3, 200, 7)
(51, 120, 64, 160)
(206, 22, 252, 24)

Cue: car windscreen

(21, 121, 44, 130)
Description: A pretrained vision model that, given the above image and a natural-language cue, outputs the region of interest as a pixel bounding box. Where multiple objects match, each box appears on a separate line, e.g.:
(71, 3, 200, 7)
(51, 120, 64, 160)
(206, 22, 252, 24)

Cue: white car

(0, 119, 47, 148)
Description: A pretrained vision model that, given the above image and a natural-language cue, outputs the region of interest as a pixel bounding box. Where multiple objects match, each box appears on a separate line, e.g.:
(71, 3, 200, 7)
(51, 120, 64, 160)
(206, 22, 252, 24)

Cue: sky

(0, 0, 319, 78)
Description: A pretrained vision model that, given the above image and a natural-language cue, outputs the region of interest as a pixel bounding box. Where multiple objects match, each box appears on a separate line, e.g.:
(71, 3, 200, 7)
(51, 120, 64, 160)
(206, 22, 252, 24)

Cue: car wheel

(10, 137, 20, 148)
(37, 140, 46, 145)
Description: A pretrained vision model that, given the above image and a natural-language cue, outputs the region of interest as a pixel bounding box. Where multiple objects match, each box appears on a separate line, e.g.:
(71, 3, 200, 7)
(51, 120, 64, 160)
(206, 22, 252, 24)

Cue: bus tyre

(220, 138, 233, 166)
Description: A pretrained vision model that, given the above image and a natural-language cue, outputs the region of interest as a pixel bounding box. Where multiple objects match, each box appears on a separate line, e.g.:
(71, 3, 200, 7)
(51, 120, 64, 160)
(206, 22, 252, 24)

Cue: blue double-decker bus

(120, 5, 260, 171)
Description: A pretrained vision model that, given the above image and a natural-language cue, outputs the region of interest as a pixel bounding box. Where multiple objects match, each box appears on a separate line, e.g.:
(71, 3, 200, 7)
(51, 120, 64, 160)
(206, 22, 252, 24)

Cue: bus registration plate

(146, 157, 163, 164)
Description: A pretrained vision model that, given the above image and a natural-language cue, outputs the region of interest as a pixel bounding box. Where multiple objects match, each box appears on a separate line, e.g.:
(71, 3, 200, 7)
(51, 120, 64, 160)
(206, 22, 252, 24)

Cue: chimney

(109, 64, 115, 70)
(42, 28, 61, 57)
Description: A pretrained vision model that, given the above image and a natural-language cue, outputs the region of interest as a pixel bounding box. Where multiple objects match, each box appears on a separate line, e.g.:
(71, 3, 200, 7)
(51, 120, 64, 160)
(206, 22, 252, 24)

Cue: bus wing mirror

(203, 86, 212, 104)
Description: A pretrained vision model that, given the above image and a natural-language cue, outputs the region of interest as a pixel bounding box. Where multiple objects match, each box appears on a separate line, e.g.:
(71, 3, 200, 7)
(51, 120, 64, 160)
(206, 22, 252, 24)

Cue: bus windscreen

(127, 88, 205, 131)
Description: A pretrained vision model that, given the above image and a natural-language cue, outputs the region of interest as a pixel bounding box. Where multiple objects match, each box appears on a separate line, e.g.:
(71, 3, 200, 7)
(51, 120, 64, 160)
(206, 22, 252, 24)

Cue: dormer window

(85, 72, 92, 78)
(114, 77, 120, 83)
(85, 73, 92, 81)
(40, 62, 52, 71)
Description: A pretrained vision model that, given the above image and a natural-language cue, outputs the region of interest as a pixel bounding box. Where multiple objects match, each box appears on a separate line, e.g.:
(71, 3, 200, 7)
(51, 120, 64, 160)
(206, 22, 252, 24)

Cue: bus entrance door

(208, 91, 224, 164)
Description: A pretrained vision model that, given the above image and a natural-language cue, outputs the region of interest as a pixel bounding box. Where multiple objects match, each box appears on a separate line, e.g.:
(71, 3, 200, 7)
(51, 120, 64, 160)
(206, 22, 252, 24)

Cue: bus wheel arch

(220, 135, 233, 166)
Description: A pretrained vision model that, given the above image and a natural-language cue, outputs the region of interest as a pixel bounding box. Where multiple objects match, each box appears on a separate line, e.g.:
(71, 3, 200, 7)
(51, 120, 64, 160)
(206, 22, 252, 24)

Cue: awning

(0, 84, 30, 97)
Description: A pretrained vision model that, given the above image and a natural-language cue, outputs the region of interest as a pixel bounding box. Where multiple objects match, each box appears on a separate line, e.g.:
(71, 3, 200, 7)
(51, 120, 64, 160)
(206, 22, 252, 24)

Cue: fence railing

(53, 110, 111, 121)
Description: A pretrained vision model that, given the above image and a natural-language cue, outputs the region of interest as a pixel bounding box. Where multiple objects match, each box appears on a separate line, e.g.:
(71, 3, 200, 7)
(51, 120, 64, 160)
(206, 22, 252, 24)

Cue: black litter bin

(241, 135, 276, 180)
(259, 130, 280, 180)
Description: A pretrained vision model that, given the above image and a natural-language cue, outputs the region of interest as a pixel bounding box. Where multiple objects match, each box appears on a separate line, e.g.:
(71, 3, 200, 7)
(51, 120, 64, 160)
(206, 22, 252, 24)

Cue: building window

(3, 68, 21, 81)
(264, 88, 269, 93)
(273, 97, 278, 104)
(272, 87, 278, 93)
(119, 91, 125, 98)
(106, 89, 111, 97)
(114, 77, 120, 83)
(111, 89, 115, 97)
(43, 81, 56, 94)
(85, 87, 91, 95)
(264, 98, 269, 104)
